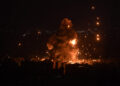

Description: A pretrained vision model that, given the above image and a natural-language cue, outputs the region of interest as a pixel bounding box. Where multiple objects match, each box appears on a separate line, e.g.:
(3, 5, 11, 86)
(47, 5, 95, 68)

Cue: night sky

(0, 0, 120, 57)
(0, 0, 113, 28)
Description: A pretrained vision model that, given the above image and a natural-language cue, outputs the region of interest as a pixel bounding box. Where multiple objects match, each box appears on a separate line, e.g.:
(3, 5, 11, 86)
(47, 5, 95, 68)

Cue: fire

(60, 18, 72, 29)
(46, 18, 79, 71)
(67, 59, 101, 65)
(69, 39, 77, 46)
(45, 18, 102, 74)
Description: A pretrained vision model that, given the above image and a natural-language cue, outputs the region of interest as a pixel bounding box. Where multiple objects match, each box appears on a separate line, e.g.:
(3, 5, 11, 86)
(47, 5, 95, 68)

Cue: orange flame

(69, 39, 77, 46)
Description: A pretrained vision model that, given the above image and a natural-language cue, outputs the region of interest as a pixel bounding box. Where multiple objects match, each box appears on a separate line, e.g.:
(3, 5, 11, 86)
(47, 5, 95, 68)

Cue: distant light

(88, 44, 91, 47)
(47, 43, 53, 50)
(37, 31, 41, 35)
(18, 42, 22, 47)
(22, 33, 26, 37)
(91, 6, 95, 10)
(67, 25, 70, 28)
(84, 35, 87, 38)
(96, 34, 100, 37)
(8, 56, 11, 59)
(82, 45, 84, 48)
(85, 53, 87, 56)
(96, 21, 100, 26)
(96, 17, 100, 20)
(40, 58, 46, 61)
(93, 48, 96, 51)
(99, 56, 102, 58)
(96, 34, 100, 41)
(96, 37, 100, 41)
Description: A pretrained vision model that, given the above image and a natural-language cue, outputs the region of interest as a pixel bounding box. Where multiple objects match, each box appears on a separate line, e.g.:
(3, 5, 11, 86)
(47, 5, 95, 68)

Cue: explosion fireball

(47, 18, 80, 69)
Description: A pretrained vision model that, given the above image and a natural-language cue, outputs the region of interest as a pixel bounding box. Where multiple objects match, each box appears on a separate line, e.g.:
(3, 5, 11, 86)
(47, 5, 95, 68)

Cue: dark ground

(0, 59, 120, 86)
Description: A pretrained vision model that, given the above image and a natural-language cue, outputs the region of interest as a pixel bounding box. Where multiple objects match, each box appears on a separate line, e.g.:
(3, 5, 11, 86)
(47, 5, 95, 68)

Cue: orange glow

(40, 58, 46, 61)
(96, 34, 100, 41)
(67, 59, 101, 65)
(69, 39, 77, 46)
(91, 6, 95, 10)
(13, 57, 25, 66)
(84, 35, 87, 38)
(67, 25, 70, 28)
(96, 21, 100, 26)
(96, 17, 100, 20)
(18, 42, 22, 46)
(37, 31, 41, 35)
(96, 37, 100, 41)
(47, 43, 53, 50)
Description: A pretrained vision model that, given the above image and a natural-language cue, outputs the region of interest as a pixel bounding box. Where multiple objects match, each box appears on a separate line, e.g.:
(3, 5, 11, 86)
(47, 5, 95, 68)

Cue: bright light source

(67, 25, 70, 28)
(96, 34, 100, 41)
(69, 39, 77, 46)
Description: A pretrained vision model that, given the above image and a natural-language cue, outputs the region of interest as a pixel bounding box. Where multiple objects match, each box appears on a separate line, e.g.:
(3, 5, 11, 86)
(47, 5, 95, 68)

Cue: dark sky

(0, 0, 118, 29)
